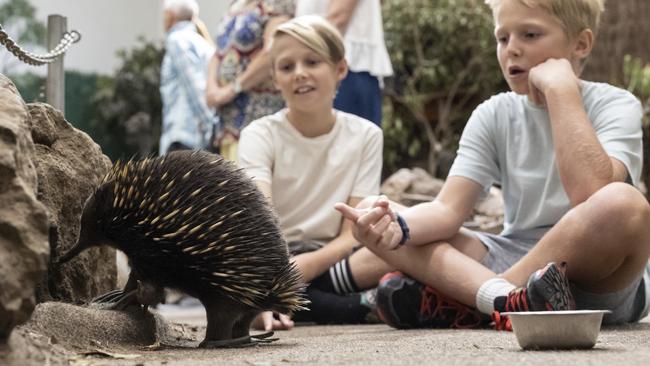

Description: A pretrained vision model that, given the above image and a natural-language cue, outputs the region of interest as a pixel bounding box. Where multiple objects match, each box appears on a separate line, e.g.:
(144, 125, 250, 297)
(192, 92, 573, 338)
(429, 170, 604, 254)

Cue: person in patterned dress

(205, 0, 294, 161)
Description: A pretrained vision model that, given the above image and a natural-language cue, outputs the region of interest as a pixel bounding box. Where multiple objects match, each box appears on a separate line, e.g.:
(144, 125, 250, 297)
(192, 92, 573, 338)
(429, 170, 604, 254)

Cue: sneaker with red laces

(493, 262, 576, 331)
(376, 271, 490, 329)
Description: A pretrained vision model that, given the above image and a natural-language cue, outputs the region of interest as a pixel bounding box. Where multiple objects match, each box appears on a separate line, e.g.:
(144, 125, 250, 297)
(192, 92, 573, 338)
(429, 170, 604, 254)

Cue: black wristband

(395, 213, 410, 246)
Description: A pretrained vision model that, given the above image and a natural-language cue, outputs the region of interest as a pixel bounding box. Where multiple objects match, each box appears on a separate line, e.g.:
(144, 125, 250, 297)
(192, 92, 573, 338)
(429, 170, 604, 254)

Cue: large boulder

(26, 103, 116, 303)
(0, 75, 49, 339)
(0, 73, 117, 341)
(380, 167, 444, 205)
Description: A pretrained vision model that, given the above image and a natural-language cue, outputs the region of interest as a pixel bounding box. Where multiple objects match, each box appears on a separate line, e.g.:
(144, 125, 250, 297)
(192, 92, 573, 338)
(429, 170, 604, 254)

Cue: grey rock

(409, 167, 444, 197)
(25, 102, 116, 303)
(475, 186, 504, 217)
(380, 168, 444, 205)
(1, 73, 117, 342)
(0, 301, 161, 366)
(27, 302, 157, 348)
(0, 74, 49, 340)
(380, 168, 416, 203)
(380, 167, 504, 233)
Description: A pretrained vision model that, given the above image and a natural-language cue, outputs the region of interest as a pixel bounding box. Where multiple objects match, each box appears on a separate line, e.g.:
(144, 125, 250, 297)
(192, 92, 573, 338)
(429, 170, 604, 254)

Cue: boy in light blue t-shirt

(336, 0, 650, 330)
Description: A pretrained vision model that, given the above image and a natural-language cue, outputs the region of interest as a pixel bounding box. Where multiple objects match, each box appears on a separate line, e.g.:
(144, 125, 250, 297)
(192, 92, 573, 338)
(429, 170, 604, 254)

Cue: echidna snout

(58, 193, 107, 264)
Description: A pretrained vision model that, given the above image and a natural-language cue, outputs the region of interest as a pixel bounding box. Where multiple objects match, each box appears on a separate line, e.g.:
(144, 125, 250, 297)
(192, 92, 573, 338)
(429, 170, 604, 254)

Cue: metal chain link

(0, 23, 81, 66)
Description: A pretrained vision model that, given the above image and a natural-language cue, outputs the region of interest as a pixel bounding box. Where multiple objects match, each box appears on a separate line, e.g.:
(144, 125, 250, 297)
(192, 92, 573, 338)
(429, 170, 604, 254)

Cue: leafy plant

(10, 71, 44, 101)
(9, 37, 164, 161)
(622, 54, 650, 197)
(0, 0, 46, 74)
(623, 54, 650, 115)
(382, 0, 507, 177)
(89, 37, 164, 160)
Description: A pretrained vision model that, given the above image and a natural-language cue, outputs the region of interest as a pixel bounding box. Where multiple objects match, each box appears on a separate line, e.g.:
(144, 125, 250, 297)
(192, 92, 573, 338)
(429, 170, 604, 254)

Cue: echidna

(58, 150, 308, 347)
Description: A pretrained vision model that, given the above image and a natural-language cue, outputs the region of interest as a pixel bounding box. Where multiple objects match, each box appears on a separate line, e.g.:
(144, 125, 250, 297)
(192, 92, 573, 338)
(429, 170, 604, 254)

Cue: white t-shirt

(448, 81, 643, 239)
(239, 110, 383, 244)
(295, 0, 393, 78)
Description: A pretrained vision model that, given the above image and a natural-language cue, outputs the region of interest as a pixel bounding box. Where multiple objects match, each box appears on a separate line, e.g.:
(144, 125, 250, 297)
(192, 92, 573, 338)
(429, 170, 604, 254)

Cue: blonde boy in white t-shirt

(238, 16, 383, 330)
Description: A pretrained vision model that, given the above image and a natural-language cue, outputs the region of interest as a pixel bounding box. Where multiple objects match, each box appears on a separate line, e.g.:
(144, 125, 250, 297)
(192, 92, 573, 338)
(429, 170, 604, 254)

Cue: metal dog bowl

(502, 310, 610, 350)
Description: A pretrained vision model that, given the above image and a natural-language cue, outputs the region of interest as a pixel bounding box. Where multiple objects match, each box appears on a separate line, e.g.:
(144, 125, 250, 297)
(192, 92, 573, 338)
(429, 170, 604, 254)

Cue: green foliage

(623, 54, 650, 118)
(9, 38, 163, 162)
(12, 70, 109, 140)
(382, 0, 506, 176)
(10, 71, 101, 133)
(65, 70, 101, 133)
(382, 101, 421, 173)
(0, 0, 46, 45)
(623, 54, 650, 152)
(89, 37, 164, 160)
(0, 0, 47, 74)
(10, 71, 44, 101)
(622, 54, 650, 198)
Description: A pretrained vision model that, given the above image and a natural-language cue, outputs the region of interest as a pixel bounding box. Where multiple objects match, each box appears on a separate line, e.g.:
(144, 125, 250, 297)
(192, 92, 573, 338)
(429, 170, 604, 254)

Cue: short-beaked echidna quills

(59, 150, 308, 347)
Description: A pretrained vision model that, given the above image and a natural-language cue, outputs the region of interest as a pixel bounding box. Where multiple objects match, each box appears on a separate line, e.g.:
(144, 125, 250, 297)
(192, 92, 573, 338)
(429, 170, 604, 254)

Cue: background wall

(28, 0, 228, 75)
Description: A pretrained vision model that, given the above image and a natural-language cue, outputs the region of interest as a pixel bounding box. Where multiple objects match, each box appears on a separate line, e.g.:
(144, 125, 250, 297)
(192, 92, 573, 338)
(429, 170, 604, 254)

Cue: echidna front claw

(199, 332, 279, 348)
(251, 331, 276, 340)
(90, 289, 124, 303)
(87, 289, 139, 310)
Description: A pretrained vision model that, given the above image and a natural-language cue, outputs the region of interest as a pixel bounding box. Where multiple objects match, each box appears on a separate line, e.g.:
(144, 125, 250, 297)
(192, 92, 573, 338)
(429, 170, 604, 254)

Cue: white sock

(476, 277, 516, 315)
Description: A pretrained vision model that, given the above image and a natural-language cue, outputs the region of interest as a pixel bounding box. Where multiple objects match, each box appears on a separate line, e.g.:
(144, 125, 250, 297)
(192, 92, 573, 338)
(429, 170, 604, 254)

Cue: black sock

(292, 287, 370, 324)
(494, 296, 507, 312)
(310, 258, 359, 295)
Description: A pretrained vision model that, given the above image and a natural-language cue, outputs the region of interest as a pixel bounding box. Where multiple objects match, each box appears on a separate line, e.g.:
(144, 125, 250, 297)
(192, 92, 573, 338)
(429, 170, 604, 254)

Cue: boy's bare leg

(347, 196, 493, 301)
(502, 182, 650, 293)
(347, 248, 392, 289)
(352, 227, 495, 306)
(348, 182, 650, 309)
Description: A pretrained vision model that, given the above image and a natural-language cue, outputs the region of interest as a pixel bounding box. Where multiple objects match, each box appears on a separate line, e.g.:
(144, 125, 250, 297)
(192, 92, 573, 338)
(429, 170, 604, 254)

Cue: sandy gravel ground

(1, 302, 649, 366)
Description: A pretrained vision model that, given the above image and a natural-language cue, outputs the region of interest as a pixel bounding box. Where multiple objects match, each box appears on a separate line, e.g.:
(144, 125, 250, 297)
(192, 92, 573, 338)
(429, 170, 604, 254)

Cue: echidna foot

(199, 332, 278, 348)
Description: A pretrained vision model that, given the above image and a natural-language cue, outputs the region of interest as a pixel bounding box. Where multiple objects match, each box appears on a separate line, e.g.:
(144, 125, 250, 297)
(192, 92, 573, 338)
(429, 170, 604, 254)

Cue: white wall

(28, 0, 228, 75)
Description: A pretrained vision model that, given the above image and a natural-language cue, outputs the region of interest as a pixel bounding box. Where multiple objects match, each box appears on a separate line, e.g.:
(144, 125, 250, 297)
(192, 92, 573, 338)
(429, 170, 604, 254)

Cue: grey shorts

(475, 231, 650, 325)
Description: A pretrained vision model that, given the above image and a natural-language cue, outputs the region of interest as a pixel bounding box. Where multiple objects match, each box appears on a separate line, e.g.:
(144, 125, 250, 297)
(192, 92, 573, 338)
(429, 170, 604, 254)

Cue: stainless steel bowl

(502, 310, 610, 350)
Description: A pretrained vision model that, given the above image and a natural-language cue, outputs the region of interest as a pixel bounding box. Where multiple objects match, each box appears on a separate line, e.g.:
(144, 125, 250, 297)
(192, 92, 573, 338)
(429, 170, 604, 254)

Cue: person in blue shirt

(159, 0, 217, 155)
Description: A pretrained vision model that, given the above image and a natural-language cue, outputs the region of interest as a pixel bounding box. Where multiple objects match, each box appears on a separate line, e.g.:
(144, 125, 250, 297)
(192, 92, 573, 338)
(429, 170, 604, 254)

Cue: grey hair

(163, 0, 199, 20)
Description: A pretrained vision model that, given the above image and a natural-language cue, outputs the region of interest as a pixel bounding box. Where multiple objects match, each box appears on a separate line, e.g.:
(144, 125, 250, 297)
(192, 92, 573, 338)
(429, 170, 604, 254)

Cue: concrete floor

(3, 302, 649, 366)
(62, 318, 650, 366)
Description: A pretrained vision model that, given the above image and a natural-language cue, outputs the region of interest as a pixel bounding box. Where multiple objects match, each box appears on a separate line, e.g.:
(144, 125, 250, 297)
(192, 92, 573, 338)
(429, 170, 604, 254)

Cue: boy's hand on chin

(527, 58, 580, 106)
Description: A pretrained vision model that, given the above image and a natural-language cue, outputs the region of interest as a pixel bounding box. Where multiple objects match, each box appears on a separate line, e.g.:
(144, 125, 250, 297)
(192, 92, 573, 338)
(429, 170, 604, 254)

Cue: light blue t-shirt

(448, 81, 643, 239)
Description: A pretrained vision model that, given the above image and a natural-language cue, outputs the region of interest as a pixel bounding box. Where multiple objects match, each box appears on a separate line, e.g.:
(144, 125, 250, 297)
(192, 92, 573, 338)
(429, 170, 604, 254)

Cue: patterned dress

(213, 0, 294, 150)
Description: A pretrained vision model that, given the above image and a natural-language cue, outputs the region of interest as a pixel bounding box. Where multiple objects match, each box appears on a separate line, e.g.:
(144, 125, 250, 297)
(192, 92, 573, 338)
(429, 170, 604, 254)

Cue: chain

(0, 23, 81, 66)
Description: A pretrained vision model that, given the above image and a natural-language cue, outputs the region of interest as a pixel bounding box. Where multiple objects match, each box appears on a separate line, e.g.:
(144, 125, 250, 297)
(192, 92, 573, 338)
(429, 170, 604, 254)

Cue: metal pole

(46, 14, 66, 113)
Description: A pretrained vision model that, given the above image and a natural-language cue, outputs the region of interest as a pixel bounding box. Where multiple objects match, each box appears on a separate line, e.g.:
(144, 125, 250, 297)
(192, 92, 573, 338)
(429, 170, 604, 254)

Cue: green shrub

(10, 70, 99, 134)
(89, 37, 164, 160)
(623, 55, 650, 116)
(8, 38, 163, 161)
(9, 71, 45, 101)
(0, 0, 46, 75)
(65, 70, 101, 133)
(382, 0, 507, 177)
(623, 55, 650, 197)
